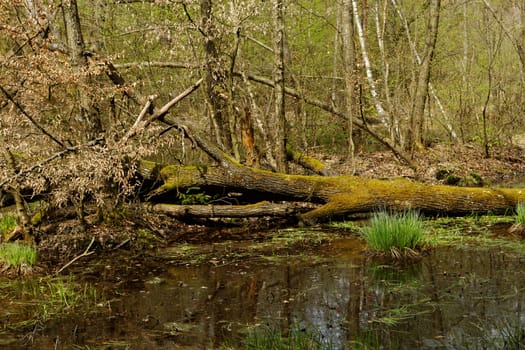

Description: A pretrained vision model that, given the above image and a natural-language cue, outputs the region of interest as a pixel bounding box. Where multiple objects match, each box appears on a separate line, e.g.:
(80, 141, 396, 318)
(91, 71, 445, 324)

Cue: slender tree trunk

(343, 0, 356, 173)
(62, 0, 102, 141)
(272, 0, 287, 173)
(351, 0, 388, 127)
(201, 0, 232, 153)
(331, 1, 342, 109)
(391, 0, 456, 144)
(408, 0, 441, 153)
(482, 0, 525, 79)
(374, 0, 400, 145)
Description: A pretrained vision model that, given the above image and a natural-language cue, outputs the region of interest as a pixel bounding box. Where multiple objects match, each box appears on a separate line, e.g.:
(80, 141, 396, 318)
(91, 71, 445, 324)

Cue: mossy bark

(140, 120, 525, 223)
(144, 160, 525, 222)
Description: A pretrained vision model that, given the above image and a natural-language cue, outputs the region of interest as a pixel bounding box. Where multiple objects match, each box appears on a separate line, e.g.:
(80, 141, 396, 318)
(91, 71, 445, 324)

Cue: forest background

(1, 0, 525, 237)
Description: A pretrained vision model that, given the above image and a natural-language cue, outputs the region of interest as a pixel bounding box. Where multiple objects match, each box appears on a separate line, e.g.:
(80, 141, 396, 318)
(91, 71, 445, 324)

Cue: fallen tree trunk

(141, 118, 525, 223)
(143, 159, 525, 223)
(148, 201, 319, 219)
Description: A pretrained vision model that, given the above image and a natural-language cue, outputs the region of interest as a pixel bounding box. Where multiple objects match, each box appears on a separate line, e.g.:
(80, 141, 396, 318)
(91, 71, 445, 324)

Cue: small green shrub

(362, 211, 424, 256)
(0, 214, 17, 235)
(177, 186, 211, 205)
(0, 242, 37, 269)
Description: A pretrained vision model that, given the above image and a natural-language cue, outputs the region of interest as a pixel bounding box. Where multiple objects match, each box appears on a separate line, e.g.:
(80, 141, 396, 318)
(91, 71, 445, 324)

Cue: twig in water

(56, 237, 95, 274)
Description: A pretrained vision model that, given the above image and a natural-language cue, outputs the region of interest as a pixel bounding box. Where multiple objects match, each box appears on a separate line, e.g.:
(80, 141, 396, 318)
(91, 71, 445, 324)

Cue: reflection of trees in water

(121, 246, 525, 348)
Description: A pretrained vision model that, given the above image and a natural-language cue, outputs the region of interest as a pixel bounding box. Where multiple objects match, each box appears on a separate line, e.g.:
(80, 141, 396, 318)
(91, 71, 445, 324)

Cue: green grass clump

(362, 211, 425, 257)
(0, 242, 37, 269)
(0, 214, 17, 235)
(515, 202, 525, 225)
(243, 324, 331, 350)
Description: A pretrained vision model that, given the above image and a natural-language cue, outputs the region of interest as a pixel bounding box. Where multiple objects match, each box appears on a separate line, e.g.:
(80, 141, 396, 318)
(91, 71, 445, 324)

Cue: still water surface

(2, 229, 525, 349)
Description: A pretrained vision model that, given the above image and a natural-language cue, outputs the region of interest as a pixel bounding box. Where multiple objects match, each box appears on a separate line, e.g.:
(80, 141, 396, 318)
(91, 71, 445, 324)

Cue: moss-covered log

(141, 120, 525, 223)
(144, 161, 525, 222)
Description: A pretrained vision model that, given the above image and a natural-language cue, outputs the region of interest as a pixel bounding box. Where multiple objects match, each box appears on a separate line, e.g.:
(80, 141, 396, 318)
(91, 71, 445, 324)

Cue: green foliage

(177, 186, 211, 205)
(0, 215, 17, 235)
(243, 324, 331, 350)
(0, 242, 37, 268)
(515, 202, 525, 226)
(362, 211, 424, 255)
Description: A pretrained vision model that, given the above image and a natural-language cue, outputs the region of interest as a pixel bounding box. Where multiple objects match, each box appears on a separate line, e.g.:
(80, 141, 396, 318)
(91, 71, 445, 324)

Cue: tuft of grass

(0, 242, 37, 269)
(243, 324, 331, 350)
(515, 202, 525, 225)
(508, 202, 525, 238)
(0, 214, 17, 235)
(362, 211, 425, 257)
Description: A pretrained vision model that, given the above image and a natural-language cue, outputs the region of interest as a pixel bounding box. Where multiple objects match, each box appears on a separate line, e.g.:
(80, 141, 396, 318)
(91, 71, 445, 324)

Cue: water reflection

(107, 243, 525, 349)
(4, 236, 525, 349)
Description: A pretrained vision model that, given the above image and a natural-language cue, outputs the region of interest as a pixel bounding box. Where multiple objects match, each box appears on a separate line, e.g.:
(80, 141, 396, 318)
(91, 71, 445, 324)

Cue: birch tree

(272, 0, 287, 173)
(351, 0, 388, 127)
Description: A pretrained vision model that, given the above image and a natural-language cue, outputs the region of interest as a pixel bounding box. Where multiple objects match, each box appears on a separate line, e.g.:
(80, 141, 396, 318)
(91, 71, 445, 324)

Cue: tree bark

(343, 0, 356, 172)
(62, 0, 102, 140)
(142, 122, 525, 223)
(201, 0, 232, 152)
(408, 0, 441, 152)
(272, 0, 288, 173)
(148, 201, 319, 219)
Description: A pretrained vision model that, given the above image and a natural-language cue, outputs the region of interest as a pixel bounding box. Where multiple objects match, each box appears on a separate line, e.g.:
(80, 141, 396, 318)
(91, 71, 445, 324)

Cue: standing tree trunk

(351, 0, 388, 128)
(62, 0, 102, 141)
(201, 0, 232, 153)
(342, 0, 356, 173)
(408, 0, 441, 153)
(392, 0, 456, 144)
(272, 0, 288, 173)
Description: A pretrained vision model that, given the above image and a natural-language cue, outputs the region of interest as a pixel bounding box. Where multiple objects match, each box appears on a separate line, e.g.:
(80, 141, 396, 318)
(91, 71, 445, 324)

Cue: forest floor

(335, 143, 525, 186)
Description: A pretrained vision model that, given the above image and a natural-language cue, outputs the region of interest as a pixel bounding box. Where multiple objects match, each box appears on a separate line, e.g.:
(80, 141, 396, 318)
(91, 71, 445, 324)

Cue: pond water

(2, 226, 525, 349)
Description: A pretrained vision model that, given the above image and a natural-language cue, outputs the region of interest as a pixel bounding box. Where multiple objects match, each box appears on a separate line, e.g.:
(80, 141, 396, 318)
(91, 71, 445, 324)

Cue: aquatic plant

(515, 202, 525, 225)
(362, 211, 424, 257)
(0, 242, 37, 270)
(242, 324, 331, 350)
(508, 202, 525, 237)
(1, 275, 99, 330)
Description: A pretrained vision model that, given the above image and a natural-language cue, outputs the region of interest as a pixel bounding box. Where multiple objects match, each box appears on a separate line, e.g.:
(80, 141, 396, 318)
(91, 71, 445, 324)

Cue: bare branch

(0, 137, 104, 190)
(56, 237, 95, 274)
(111, 61, 202, 70)
(118, 78, 203, 144)
(119, 95, 157, 145)
(0, 85, 64, 148)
